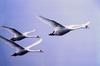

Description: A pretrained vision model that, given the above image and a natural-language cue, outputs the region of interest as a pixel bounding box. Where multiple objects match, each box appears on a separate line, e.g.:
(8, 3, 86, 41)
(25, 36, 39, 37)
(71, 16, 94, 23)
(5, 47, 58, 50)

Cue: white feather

(25, 38, 43, 50)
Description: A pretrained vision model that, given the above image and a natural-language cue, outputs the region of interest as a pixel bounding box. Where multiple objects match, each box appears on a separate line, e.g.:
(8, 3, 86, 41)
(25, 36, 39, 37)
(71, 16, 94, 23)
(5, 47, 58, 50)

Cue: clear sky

(0, 0, 100, 66)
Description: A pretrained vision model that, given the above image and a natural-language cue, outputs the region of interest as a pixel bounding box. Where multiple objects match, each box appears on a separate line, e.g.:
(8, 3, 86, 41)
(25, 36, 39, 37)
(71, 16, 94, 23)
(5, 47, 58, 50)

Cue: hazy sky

(0, 0, 100, 66)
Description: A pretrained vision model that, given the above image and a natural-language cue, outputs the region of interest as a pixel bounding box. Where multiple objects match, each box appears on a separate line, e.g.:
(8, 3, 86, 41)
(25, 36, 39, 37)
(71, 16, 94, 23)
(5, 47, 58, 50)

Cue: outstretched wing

(37, 16, 65, 29)
(23, 29, 36, 36)
(1, 26, 22, 37)
(25, 38, 43, 50)
(0, 35, 24, 50)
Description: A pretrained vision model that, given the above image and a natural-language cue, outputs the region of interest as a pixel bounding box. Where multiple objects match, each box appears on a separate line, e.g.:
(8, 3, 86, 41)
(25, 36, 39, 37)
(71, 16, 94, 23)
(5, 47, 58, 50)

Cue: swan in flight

(0, 35, 43, 56)
(1, 26, 40, 41)
(37, 16, 90, 36)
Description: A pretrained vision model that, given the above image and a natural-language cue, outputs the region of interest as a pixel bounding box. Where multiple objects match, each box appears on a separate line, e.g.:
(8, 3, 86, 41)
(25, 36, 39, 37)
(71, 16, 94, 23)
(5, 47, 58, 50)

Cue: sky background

(0, 0, 100, 66)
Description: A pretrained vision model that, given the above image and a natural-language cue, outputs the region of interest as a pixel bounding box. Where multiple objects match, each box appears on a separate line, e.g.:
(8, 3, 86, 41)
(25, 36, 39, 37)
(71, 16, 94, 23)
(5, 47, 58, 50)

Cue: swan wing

(1, 26, 22, 37)
(37, 16, 65, 29)
(25, 38, 43, 49)
(23, 29, 36, 36)
(0, 35, 24, 50)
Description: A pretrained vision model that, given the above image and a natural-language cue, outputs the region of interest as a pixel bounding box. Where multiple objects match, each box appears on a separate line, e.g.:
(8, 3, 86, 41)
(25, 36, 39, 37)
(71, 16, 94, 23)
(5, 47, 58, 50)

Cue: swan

(0, 35, 43, 56)
(37, 16, 90, 36)
(1, 26, 40, 41)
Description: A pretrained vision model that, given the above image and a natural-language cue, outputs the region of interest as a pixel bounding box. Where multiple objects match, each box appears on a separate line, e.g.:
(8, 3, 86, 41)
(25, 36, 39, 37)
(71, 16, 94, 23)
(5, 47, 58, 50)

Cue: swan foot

(49, 31, 55, 36)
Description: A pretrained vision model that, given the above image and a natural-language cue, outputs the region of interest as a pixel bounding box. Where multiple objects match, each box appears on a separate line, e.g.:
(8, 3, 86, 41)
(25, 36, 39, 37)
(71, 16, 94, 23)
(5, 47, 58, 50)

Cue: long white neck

(25, 35, 39, 38)
(28, 49, 42, 52)
(66, 22, 90, 30)
(72, 25, 86, 30)
(66, 21, 90, 30)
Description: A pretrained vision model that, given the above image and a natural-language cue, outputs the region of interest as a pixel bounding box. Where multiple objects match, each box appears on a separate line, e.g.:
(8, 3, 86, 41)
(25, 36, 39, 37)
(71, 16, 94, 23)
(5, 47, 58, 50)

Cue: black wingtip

(0, 25, 5, 27)
(0, 25, 10, 29)
(0, 35, 5, 39)
(38, 15, 42, 17)
(39, 16, 46, 19)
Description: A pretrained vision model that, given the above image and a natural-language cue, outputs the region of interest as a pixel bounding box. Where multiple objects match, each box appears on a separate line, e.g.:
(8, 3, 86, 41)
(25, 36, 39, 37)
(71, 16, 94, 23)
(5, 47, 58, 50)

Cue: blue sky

(0, 0, 100, 66)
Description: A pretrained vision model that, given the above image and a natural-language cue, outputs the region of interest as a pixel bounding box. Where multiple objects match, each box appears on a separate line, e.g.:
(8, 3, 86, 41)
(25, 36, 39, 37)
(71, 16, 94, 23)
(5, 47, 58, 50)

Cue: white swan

(1, 26, 40, 41)
(37, 16, 90, 36)
(0, 35, 43, 56)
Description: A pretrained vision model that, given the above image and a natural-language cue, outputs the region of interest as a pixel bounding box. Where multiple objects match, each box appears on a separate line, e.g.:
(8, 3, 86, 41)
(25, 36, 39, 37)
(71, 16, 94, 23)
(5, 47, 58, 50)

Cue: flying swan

(37, 16, 90, 36)
(0, 35, 43, 56)
(1, 26, 40, 41)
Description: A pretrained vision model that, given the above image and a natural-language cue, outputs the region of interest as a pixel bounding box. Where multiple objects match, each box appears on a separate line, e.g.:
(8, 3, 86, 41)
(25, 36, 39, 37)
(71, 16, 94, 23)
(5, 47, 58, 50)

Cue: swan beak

(40, 50, 44, 53)
(36, 36, 40, 38)
(85, 25, 90, 29)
